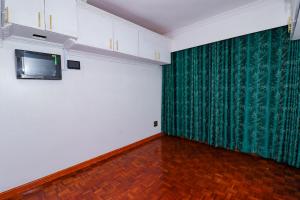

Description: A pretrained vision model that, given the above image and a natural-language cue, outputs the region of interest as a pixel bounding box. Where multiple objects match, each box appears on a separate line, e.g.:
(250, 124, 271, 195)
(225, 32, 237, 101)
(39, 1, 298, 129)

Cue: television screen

(15, 50, 62, 80)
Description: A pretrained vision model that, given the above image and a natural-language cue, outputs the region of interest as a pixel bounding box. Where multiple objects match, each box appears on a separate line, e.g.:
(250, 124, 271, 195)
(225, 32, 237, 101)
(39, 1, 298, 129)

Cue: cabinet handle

(49, 15, 53, 30)
(116, 40, 119, 51)
(4, 7, 9, 23)
(38, 12, 41, 27)
(109, 39, 112, 49)
(155, 51, 160, 60)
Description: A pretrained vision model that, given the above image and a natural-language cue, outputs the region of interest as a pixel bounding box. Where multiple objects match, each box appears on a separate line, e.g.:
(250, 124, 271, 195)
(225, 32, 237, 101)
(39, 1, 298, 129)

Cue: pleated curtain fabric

(162, 26, 300, 168)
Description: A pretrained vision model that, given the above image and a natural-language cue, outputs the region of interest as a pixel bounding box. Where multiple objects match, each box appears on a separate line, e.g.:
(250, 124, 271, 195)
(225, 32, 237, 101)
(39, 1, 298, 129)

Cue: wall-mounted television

(15, 49, 62, 80)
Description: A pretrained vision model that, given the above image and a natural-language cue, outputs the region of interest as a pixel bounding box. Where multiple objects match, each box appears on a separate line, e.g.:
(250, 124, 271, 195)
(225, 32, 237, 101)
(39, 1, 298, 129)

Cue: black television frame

(15, 49, 62, 80)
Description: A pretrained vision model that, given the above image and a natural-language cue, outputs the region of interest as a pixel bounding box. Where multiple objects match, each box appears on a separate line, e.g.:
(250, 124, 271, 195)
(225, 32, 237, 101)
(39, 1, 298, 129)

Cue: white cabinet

(3, 1, 170, 64)
(113, 20, 138, 56)
(75, 2, 170, 64)
(5, 0, 44, 29)
(139, 29, 171, 64)
(44, 0, 77, 37)
(3, 0, 170, 64)
(76, 3, 139, 56)
(139, 30, 157, 60)
(156, 36, 171, 64)
(77, 3, 113, 51)
(4, 0, 77, 38)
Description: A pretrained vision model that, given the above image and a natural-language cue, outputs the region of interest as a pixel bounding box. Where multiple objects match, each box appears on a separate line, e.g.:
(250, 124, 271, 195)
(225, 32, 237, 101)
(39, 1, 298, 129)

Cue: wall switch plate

(67, 60, 81, 70)
(154, 121, 158, 127)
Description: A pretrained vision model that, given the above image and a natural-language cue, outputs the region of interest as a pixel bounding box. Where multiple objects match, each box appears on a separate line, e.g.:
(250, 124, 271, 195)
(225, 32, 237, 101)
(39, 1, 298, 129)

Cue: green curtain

(162, 26, 300, 168)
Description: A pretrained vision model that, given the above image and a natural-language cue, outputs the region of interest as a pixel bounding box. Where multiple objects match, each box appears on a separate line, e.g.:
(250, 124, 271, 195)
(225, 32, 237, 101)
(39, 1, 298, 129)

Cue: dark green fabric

(162, 26, 300, 168)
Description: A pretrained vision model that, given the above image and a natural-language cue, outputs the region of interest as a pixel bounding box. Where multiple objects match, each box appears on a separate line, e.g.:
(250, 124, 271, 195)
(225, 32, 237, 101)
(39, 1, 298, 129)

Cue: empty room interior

(0, 0, 300, 199)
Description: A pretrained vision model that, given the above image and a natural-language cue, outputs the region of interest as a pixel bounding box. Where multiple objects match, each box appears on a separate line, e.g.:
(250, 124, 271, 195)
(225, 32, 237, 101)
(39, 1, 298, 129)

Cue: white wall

(168, 0, 290, 52)
(0, 37, 162, 192)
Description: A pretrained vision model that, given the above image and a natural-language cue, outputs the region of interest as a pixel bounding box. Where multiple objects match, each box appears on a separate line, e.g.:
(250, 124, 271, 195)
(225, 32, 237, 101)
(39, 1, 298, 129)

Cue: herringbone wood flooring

(12, 136, 300, 200)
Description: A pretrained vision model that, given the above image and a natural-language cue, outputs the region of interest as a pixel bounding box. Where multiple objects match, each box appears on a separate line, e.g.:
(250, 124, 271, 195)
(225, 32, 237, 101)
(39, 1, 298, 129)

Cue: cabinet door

(139, 30, 171, 63)
(5, 0, 44, 29)
(77, 4, 113, 51)
(44, 0, 77, 37)
(158, 48, 171, 64)
(139, 30, 157, 60)
(157, 36, 171, 64)
(114, 20, 138, 56)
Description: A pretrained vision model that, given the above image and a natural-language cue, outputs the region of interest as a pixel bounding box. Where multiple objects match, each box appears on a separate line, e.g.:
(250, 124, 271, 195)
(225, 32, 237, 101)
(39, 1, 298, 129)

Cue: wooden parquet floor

(12, 135, 300, 200)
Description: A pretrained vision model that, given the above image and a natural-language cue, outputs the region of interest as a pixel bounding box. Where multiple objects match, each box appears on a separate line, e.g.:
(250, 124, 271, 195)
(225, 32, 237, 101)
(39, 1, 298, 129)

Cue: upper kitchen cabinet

(156, 35, 171, 64)
(75, 2, 139, 57)
(138, 29, 157, 61)
(4, 0, 44, 29)
(3, 0, 77, 41)
(44, 0, 77, 38)
(77, 2, 113, 51)
(3, 0, 170, 64)
(139, 29, 171, 64)
(113, 19, 139, 56)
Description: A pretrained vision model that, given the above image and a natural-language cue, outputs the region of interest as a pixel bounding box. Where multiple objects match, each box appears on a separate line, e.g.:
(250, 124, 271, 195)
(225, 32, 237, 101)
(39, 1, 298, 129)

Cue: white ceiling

(88, 0, 258, 34)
